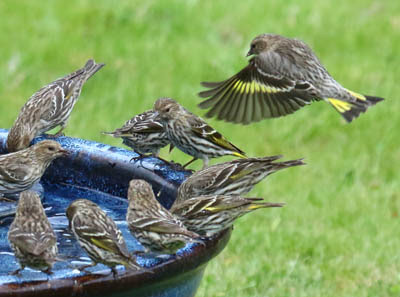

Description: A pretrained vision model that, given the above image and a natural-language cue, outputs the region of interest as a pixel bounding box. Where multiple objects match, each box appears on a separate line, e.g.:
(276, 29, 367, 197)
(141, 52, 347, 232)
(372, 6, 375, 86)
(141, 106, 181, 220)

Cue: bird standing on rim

(126, 179, 202, 255)
(0, 140, 68, 200)
(199, 33, 383, 124)
(153, 97, 246, 169)
(171, 194, 284, 237)
(176, 155, 304, 205)
(66, 199, 142, 277)
(103, 110, 170, 158)
(8, 191, 58, 275)
(7, 59, 105, 152)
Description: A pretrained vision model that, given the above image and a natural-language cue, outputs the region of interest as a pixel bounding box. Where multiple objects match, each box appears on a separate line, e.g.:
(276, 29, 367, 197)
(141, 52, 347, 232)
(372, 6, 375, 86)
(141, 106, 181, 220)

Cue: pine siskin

(126, 179, 202, 255)
(7, 59, 105, 152)
(153, 97, 246, 169)
(66, 199, 141, 276)
(176, 155, 304, 204)
(8, 190, 58, 275)
(0, 140, 68, 199)
(172, 195, 284, 237)
(199, 33, 384, 124)
(103, 110, 170, 158)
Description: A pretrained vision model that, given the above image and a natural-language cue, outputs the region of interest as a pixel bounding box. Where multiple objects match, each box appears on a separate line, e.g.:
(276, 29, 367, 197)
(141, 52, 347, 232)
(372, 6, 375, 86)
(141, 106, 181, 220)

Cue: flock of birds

(1, 33, 383, 277)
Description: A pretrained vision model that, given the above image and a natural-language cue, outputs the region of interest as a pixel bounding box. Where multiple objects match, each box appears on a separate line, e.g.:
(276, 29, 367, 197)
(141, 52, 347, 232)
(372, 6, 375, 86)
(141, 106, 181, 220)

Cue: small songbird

(102, 110, 170, 158)
(126, 179, 202, 255)
(171, 195, 284, 237)
(8, 191, 58, 275)
(199, 33, 383, 124)
(153, 97, 246, 169)
(176, 155, 304, 204)
(7, 59, 105, 152)
(0, 140, 68, 199)
(66, 199, 141, 277)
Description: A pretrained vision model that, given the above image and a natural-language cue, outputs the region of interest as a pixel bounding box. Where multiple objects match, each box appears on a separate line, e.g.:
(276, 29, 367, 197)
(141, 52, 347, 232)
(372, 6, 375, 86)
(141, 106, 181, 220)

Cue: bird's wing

(8, 230, 56, 256)
(132, 217, 197, 237)
(188, 117, 246, 156)
(73, 213, 130, 258)
(0, 158, 31, 182)
(198, 60, 319, 124)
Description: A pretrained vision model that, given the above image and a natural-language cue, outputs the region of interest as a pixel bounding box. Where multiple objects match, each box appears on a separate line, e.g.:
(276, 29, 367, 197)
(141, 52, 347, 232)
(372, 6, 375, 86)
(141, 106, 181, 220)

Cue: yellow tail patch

(328, 98, 352, 113)
(346, 89, 366, 101)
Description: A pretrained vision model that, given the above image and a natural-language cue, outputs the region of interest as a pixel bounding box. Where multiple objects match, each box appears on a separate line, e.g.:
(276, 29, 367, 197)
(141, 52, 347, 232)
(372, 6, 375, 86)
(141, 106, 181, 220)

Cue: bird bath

(0, 129, 231, 297)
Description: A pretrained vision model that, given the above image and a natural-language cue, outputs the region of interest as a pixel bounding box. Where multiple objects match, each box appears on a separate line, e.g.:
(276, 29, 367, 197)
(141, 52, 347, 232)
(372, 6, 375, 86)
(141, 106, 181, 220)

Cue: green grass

(0, 0, 399, 296)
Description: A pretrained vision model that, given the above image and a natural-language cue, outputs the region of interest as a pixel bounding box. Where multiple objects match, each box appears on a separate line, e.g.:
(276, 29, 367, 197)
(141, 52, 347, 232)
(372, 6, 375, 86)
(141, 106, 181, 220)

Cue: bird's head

(247, 33, 283, 57)
(32, 140, 69, 162)
(153, 97, 182, 122)
(15, 191, 44, 218)
(128, 179, 157, 207)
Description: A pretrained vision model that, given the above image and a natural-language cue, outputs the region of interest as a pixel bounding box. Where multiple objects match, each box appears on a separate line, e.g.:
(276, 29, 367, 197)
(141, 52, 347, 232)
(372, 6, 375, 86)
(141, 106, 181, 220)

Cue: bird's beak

(246, 49, 253, 57)
(59, 149, 69, 156)
(153, 111, 161, 122)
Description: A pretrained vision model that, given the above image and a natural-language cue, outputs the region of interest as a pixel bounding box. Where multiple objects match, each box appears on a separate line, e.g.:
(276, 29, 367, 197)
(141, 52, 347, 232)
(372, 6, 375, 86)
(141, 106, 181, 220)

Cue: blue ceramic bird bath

(0, 129, 231, 297)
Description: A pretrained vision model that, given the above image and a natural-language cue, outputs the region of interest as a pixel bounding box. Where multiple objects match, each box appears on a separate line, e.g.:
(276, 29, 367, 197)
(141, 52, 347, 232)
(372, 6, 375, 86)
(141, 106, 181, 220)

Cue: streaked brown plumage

(199, 33, 383, 124)
(171, 195, 284, 237)
(66, 199, 141, 276)
(103, 110, 170, 157)
(0, 140, 68, 199)
(8, 191, 58, 274)
(153, 97, 246, 169)
(176, 155, 304, 205)
(7, 59, 104, 152)
(126, 179, 202, 255)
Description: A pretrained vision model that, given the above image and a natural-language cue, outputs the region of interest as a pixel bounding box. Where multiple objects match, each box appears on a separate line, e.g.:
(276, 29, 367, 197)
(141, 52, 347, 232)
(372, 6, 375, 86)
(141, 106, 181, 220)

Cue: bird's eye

(48, 146, 55, 151)
(251, 44, 256, 49)
(165, 108, 170, 113)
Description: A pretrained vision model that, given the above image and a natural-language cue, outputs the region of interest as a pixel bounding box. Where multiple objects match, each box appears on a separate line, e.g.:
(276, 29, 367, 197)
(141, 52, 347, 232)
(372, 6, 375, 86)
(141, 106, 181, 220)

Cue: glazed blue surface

(0, 129, 228, 297)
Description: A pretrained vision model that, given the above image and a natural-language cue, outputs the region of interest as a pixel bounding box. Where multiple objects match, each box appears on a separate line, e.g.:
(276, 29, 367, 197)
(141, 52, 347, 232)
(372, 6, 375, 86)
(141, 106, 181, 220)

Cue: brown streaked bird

(7, 59, 105, 152)
(153, 97, 246, 169)
(8, 191, 58, 275)
(199, 33, 384, 124)
(171, 195, 284, 237)
(126, 179, 202, 255)
(66, 199, 141, 277)
(0, 140, 68, 199)
(102, 110, 170, 158)
(176, 155, 304, 205)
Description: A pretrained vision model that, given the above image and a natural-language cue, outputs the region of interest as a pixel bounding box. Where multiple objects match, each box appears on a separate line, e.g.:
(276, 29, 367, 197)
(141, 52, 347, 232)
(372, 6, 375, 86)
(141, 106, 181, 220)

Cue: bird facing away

(199, 33, 384, 124)
(66, 199, 141, 277)
(126, 179, 202, 255)
(8, 191, 58, 275)
(102, 110, 170, 158)
(0, 140, 68, 199)
(176, 155, 305, 205)
(171, 195, 284, 237)
(153, 97, 246, 169)
(7, 59, 105, 152)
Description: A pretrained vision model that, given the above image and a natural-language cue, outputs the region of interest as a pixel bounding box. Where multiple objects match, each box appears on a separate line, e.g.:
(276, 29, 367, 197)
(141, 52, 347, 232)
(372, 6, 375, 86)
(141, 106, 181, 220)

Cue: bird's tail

(247, 201, 285, 211)
(328, 90, 383, 123)
(101, 131, 117, 137)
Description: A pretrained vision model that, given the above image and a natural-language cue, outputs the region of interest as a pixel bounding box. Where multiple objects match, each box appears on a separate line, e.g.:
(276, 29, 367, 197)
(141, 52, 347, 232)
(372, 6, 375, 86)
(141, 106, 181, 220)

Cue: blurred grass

(0, 0, 399, 296)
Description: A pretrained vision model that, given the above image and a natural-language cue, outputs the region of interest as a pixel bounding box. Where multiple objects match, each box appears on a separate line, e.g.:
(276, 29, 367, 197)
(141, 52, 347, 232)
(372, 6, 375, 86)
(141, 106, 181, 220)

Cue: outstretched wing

(198, 59, 319, 124)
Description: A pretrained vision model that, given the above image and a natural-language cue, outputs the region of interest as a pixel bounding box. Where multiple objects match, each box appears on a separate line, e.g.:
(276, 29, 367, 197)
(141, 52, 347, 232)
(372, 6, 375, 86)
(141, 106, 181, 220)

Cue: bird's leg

(183, 157, 198, 168)
(78, 262, 97, 272)
(10, 267, 23, 276)
(42, 267, 53, 275)
(111, 267, 118, 278)
(201, 157, 209, 169)
(48, 124, 66, 138)
(130, 152, 146, 163)
(0, 193, 17, 202)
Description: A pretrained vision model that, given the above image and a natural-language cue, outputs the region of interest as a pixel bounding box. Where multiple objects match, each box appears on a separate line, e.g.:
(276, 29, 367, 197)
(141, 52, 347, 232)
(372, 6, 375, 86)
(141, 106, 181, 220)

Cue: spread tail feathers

(328, 92, 383, 123)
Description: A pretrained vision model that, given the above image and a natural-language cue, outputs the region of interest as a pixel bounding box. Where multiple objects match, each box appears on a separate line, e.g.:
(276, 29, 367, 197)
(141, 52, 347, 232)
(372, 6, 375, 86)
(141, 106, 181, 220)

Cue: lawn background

(0, 0, 399, 296)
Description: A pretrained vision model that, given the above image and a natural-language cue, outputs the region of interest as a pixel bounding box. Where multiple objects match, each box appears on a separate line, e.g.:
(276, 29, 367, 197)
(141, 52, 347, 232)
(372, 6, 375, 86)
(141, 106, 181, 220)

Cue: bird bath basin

(0, 129, 231, 297)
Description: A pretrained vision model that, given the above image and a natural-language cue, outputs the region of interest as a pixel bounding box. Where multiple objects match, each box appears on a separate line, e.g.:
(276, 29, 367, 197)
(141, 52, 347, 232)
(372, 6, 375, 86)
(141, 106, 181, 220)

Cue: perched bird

(7, 59, 105, 152)
(66, 199, 141, 277)
(198, 33, 383, 124)
(172, 195, 284, 237)
(8, 191, 58, 275)
(176, 155, 304, 204)
(0, 140, 68, 199)
(126, 179, 202, 255)
(153, 97, 246, 169)
(102, 110, 170, 158)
